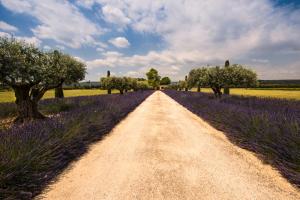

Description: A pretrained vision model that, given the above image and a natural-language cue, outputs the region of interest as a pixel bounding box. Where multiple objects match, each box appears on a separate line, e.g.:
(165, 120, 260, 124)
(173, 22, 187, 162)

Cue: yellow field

(0, 89, 119, 103)
(1, 88, 300, 103)
(191, 88, 300, 100)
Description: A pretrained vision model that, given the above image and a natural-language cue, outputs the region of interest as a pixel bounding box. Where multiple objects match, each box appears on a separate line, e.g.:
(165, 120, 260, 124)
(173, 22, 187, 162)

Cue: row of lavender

(164, 90, 300, 187)
(0, 91, 153, 199)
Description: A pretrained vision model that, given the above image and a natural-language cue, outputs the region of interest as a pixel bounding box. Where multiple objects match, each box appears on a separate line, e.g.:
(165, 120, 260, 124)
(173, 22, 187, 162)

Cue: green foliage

(223, 64, 257, 88)
(53, 52, 86, 98)
(178, 80, 187, 91)
(187, 62, 257, 98)
(127, 77, 138, 91)
(0, 38, 85, 94)
(146, 68, 160, 89)
(0, 37, 86, 121)
(187, 68, 208, 90)
(166, 83, 179, 90)
(136, 81, 150, 90)
(101, 77, 113, 90)
(111, 77, 127, 94)
(160, 77, 171, 85)
(100, 76, 145, 94)
(258, 80, 300, 88)
(0, 37, 45, 86)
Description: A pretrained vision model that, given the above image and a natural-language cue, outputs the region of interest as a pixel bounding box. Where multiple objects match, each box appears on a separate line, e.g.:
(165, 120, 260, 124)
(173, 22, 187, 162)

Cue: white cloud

(43, 45, 51, 50)
(84, 0, 300, 80)
(86, 50, 184, 78)
(96, 47, 105, 52)
(2, 0, 299, 80)
(251, 59, 269, 64)
(102, 51, 123, 57)
(94, 41, 108, 48)
(17, 36, 42, 46)
(0, 0, 31, 12)
(102, 5, 131, 28)
(252, 61, 300, 80)
(43, 45, 65, 51)
(87, 51, 124, 68)
(0, 21, 18, 32)
(108, 37, 130, 48)
(74, 56, 86, 63)
(125, 71, 139, 77)
(75, 0, 95, 9)
(0, 0, 102, 48)
(0, 31, 10, 37)
(0, 31, 42, 46)
(55, 45, 65, 50)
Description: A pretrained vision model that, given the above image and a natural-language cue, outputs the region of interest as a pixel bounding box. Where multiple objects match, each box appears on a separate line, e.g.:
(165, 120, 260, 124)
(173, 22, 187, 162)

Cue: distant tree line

(100, 69, 172, 93)
(257, 80, 300, 88)
(100, 70, 150, 94)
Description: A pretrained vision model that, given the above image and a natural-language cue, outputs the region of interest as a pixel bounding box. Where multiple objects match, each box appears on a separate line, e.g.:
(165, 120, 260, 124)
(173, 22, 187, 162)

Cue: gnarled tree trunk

(55, 85, 64, 98)
(212, 87, 222, 98)
(108, 88, 111, 94)
(14, 86, 45, 123)
(197, 85, 201, 92)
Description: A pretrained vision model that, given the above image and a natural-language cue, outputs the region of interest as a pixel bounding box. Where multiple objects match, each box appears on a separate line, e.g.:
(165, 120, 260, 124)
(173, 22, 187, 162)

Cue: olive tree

(112, 77, 127, 94)
(187, 68, 208, 92)
(126, 77, 138, 91)
(54, 53, 86, 98)
(160, 77, 171, 85)
(178, 80, 187, 91)
(146, 68, 160, 89)
(0, 37, 86, 122)
(136, 81, 149, 90)
(188, 64, 257, 98)
(100, 76, 113, 93)
(206, 66, 226, 98)
(101, 76, 139, 94)
(224, 64, 257, 89)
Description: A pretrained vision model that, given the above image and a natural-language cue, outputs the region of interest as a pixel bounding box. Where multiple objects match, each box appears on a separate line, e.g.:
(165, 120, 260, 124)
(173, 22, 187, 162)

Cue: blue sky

(0, 0, 300, 81)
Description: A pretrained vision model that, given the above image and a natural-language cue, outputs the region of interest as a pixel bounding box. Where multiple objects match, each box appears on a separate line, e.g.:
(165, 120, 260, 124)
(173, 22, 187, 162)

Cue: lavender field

(164, 90, 300, 187)
(0, 91, 153, 199)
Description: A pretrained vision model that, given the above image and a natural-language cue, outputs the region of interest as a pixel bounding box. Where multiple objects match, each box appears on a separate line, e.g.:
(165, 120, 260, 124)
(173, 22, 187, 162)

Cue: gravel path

(40, 91, 300, 200)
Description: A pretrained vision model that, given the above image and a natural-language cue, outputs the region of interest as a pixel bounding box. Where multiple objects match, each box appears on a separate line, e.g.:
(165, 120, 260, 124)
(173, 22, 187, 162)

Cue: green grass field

(0, 89, 119, 103)
(191, 88, 300, 100)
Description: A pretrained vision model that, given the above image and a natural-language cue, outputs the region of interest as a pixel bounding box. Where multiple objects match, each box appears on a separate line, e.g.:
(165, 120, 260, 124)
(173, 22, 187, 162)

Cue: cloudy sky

(0, 0, 300, 81)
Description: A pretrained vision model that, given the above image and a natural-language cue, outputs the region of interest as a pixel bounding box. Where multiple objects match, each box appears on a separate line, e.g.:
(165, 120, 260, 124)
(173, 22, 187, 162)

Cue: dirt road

(40, 91, 300, 200)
